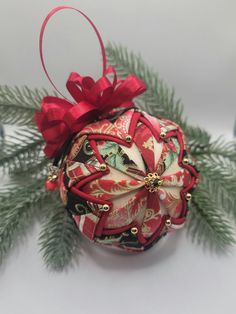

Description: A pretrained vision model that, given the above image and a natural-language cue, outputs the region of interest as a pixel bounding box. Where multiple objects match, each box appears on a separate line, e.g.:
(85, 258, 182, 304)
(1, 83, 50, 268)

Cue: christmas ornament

(35, 6, 199, 252)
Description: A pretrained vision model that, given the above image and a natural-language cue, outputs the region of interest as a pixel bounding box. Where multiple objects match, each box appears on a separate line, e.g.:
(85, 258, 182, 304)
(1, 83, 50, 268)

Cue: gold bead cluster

(144, 172, 163, 193)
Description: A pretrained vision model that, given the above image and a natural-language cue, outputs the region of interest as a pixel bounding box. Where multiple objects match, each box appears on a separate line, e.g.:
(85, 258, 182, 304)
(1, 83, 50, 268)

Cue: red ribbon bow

(35, 67, 146, 159)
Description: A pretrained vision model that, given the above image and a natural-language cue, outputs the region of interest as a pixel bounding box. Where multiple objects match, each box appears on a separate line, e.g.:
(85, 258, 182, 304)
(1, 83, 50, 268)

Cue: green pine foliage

(187, 185, 235, 249)
(0, 86, 49, 126)
(0, 177, 48, 264)
(39, 200, 81, 270)
(0, 127, 45, 174)
(0, 43, 235, 270)
(106, 43, 185, 126)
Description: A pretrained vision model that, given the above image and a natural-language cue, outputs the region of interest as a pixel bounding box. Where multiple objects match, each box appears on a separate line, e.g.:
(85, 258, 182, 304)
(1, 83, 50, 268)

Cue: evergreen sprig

(0, 177, 47, 264)
(39, 200, 81, 270)
(187, 185, 235, 249)
(196, 137, 236, 162)
(0, 86, 48, 126)
(106, 43, 185, 126)
(0, 127, 44, 174)
(0, 43, 235, 270)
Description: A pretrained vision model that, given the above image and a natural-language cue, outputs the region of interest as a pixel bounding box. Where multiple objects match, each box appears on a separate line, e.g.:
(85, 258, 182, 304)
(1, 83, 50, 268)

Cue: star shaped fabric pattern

(59, 109, 199, 252)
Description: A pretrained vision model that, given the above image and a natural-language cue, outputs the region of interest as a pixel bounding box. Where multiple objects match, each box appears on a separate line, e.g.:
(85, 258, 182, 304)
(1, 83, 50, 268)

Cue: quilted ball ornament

(58, 108, 199, 252)
(36, 6, 199, 254)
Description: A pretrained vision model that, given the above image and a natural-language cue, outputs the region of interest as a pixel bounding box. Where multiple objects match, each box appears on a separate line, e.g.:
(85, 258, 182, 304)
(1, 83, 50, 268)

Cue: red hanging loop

(39, 6, 107, 99)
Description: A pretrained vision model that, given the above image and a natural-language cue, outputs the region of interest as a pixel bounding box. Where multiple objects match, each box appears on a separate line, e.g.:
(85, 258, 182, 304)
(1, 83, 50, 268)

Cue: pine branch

(106, 42, 185, 126)
(186, 126, 212, 155)
(0, 86, 49, 126)
(0, 176, 51, 265)
(186, 184, 236, 250)
(0, 127, 45, 174)
(198, 161, 236, 221)
(194, 137, 236, 162)
(38, 200, 81, 270)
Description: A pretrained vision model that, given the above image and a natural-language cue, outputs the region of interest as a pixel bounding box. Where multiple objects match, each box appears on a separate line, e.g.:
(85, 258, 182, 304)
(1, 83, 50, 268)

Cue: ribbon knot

(35, 67, 146, 159)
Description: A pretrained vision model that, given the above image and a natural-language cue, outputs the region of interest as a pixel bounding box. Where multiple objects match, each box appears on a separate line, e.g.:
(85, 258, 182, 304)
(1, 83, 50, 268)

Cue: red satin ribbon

(35, 6, 147, 159)
(35, 68, 146, 158)
(39, 6, 107, 98)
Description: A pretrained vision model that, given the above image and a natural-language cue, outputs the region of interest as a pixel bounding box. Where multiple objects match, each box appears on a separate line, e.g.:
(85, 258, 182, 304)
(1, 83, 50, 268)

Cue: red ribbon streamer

(39, 6, 108, 99)
(35, 6, 147, 159)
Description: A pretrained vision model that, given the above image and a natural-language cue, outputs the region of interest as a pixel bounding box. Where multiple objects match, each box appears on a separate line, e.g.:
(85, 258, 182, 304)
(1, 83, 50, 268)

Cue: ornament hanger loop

(39, 6, 107, 99)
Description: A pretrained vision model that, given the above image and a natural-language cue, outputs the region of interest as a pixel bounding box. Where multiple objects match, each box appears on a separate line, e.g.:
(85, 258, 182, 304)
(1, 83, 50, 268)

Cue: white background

(0, 1, 236, 314)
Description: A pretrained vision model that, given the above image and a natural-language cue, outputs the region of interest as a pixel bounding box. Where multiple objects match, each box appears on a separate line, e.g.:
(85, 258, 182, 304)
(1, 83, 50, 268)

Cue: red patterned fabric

(59, 108, 199, 252)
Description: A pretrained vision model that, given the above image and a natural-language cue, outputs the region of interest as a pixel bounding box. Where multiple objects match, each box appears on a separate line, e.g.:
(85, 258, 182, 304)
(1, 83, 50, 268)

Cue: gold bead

(131, 227, 138, 235)
(99, 163, 107, 171)
(125, 135, 132, 143)
(47, 164, 59, 182)
(49, 174, 58, 181)
(102, 204, 110, 212)
(183, 157, 189, 165)
(186, 193, 192, 201)
(165, 218, 172, 227)
(160, 131, 166, 139)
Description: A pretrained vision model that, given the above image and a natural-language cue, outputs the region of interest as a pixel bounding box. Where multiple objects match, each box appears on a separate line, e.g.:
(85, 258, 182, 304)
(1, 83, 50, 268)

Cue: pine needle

(185, 126, 212, 154)
(0, 127, 45, 174)
(0, 86, 49, 126)
(187, 185, 236, 250)
(38, 201, 81, 271)
(198, 161, 236, 221)
(106, 42, 185, 125)
(0, 177, 50, 264)
(194, 136, 236, 162)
